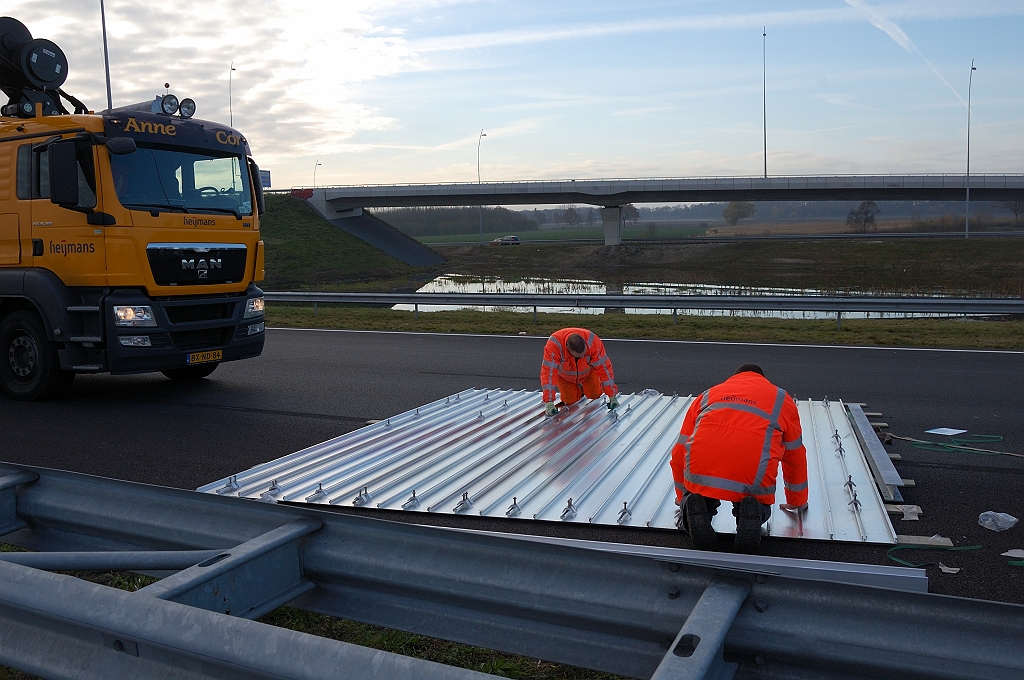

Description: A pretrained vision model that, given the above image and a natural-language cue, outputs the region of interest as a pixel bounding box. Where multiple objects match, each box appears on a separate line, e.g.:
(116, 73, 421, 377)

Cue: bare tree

(846, 201, 880, 233)
(1000, 200, 1024, 226)
(564, 205, 580, 229)
(622, 204, 640, 227)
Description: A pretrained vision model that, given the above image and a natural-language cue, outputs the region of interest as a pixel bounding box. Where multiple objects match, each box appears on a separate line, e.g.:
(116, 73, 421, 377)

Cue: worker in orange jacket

(540, 328, 619, 416)
(670, 364, 808, 553)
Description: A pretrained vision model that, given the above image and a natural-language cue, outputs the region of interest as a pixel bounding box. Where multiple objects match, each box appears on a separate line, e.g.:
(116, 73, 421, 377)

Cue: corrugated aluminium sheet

(199, 389, 896, 544)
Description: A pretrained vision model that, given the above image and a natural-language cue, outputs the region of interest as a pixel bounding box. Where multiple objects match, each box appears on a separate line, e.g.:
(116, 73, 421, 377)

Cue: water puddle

(392, 274, 960, 318)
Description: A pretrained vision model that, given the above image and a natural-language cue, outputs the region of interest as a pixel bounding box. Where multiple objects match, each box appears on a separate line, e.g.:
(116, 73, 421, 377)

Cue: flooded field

(392, 274, 967, 318)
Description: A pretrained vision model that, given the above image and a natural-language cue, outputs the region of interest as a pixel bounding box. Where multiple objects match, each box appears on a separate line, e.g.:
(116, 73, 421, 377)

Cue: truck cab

(0, 17, 266, 400)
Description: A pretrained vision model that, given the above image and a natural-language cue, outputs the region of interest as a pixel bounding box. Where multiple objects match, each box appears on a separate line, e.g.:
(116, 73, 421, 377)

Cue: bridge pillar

(601, 207, 622, 246)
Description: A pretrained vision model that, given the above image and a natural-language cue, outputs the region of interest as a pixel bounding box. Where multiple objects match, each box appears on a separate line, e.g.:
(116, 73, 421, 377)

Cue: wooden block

(901, 479, 916, 487)
(871, 422, 889, 430)
(898, 535, 953, 547)
(888, 453, 902, 460)
(886, 504, 923, 515)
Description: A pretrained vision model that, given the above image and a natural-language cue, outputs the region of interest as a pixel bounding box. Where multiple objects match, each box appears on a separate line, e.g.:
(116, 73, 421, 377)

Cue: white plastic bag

(978, 511, 1018, 532)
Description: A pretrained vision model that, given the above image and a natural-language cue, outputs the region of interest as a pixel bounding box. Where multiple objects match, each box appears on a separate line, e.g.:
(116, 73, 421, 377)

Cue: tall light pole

(762, 26, 767, 179)
(100, 0, 113, 110)
(313, 160, 322, 189)
(229, 62, 237, 127)
(965, 60, 977, 240)
(477, 129, 486, 243)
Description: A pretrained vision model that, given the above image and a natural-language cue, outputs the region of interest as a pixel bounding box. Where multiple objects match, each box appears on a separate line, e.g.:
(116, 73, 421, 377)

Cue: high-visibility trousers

(557, 372, 602, 406)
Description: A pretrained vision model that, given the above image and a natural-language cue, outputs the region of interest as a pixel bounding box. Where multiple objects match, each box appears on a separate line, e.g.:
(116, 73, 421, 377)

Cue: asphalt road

(2, 328, 1023, 604)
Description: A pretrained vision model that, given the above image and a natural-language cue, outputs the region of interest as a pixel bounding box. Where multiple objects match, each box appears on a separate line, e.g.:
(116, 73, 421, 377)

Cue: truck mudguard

(0, 267, 77, 341)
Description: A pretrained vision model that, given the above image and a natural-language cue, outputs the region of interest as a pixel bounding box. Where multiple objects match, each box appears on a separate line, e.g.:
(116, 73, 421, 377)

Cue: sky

(7, 1, 1024, 189)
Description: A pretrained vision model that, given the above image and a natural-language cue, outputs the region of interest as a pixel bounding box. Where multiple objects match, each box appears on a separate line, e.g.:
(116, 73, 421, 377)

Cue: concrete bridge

(306, 174, 1024, 246)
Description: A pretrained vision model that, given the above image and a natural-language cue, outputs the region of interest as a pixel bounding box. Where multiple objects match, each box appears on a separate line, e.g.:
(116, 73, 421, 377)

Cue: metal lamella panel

(200, 389, 896, 544)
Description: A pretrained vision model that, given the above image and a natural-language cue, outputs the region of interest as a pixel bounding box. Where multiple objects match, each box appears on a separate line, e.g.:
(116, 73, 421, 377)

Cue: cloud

(9, 0, 412, 164)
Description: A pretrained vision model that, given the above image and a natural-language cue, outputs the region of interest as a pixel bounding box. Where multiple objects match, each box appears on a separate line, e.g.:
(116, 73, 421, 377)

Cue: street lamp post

(313, 161, 322, 189)
(965, 60, 977, 240)
(229, 62, 237, 127)
(100, 0, 113, 110)
(477, 129, 486, 243)
(762, 26, 767, 179)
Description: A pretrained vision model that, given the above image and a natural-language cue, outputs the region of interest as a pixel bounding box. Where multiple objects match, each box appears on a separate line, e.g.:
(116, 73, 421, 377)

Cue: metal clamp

(216, 475, 240, 495)
(560, 498, 577, 521)
(352, 487, 372, 506)
(305, 484, 327, 503)
(453, 492, 474, 513)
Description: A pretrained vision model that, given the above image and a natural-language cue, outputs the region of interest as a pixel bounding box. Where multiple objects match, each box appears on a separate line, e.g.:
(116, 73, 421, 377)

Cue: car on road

(490, 235, 522, 246)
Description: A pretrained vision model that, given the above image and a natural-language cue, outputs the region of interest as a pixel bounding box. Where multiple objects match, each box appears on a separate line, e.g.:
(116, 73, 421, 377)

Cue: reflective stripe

(685, 470, 776, 497)
(601, 379, 615, 387)
(585, 331, 595, 349)
(784, 436, 803, 450)
(674, 480, 686, 491)
(752, 388, 787, 489)
(702, 401, 772, 421)
(542, 383, 557, 391)
(548, 335, 562, 351)
(592, 356, 608, 367)
(785, 480, 808, 492)
(676, 434, 689, 446)
(541, 360, 559, 369)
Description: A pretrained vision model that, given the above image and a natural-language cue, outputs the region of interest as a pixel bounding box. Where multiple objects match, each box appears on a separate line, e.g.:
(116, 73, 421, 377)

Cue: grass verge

(266, 305, 1024, 350)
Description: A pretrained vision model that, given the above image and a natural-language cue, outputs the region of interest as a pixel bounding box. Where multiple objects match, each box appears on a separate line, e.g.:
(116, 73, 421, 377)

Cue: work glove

(544, 402, 558, 417)
(607, 395, 619, 411)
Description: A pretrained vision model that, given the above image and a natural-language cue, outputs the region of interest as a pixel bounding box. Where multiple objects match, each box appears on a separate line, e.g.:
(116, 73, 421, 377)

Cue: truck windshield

(109, 145, 253, 216)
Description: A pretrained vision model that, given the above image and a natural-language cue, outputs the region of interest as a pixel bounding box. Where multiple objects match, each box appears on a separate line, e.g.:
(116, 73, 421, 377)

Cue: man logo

(198, 270, 208, 279)
(181, 258, 223, 270)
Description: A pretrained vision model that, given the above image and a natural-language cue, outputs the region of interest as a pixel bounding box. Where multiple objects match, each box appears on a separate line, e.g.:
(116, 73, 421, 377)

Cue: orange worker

(670, 364, 808, 553)
(540, 328, 619, 416)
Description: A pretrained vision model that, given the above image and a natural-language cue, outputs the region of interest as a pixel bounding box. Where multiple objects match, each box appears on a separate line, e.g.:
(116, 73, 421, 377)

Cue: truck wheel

(161, 364, 219, 381)
(0, 311, 75, 401)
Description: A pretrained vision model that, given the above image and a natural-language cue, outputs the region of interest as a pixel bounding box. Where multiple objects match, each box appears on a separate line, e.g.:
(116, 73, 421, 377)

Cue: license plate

(187, 350, 222, 365)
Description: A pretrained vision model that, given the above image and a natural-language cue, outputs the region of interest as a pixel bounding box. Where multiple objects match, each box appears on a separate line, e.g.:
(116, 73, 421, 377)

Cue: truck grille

(146, 243, 248, 286)
(165, 303, 235, 323)
(170, 328, 233, 351)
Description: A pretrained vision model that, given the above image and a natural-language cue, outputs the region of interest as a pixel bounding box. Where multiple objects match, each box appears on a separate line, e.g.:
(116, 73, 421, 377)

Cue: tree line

(375, 200, 1024, 236)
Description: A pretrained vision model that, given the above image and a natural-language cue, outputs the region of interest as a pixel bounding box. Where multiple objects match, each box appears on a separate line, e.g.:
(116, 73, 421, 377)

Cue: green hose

(886, 544, 982, 568)
(908, 434, 1009, 455)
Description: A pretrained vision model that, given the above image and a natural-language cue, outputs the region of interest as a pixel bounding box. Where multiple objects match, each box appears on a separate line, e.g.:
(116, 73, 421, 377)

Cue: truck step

(69, 365, 103, 372)
(69, 336, 103, 343)
(66, 306, 100, 313)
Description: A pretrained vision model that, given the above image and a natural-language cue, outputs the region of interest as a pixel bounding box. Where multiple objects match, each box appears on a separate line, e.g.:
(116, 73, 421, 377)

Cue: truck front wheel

(0, 311, 75, 401)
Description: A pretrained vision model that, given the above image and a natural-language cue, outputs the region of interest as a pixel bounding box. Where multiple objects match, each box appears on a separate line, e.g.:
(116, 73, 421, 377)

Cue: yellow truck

(0, 17, 266, 400)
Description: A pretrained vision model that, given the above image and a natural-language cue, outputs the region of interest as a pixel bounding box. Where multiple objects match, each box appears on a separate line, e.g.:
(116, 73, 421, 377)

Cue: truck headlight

(244, 297, 265, 318)
(114, 306, 157, 327)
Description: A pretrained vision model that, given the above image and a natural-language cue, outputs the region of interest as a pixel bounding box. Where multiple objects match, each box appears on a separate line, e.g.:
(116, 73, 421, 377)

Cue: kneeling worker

(670, 364, 807, 553)
(541, 328, 619, 416)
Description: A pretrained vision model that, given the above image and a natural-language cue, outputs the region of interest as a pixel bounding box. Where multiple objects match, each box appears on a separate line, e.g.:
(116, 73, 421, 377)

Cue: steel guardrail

(0, 462, 1022, 680)
(264, 291, 1024, 315)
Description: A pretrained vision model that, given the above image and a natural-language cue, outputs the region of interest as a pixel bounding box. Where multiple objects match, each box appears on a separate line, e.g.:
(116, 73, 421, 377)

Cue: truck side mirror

(48, 139, 79, 206)
(248, 158, 266, 216)
(105, 137, 136, 155)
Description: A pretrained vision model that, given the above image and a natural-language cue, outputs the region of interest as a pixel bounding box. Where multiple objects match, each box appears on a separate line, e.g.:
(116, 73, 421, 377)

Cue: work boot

(684, 494, 718, 551)
(733, 496, 763, 554)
